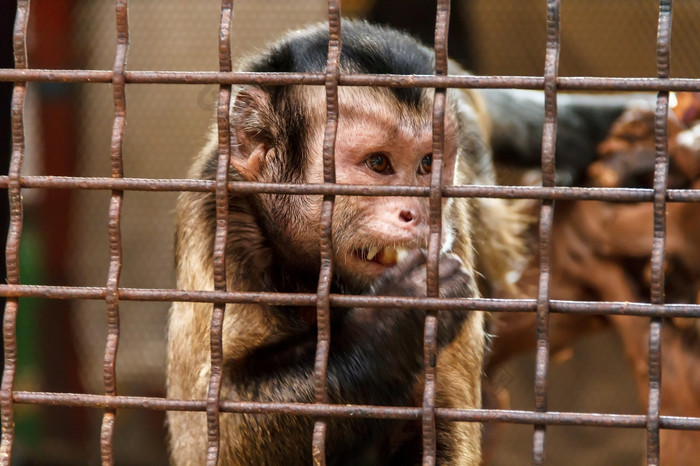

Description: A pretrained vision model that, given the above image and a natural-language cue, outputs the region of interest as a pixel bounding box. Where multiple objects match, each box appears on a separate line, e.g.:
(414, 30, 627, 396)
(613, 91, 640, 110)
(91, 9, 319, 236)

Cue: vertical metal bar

(312, 2, 341, 464)
(100, 1, 129, 464)
(423, 1, 450, 464)
(647, 1, 672, 464)
(206, 1, 234, 464)
(0, 1, 29, 464)
(533, 0, 561, 464)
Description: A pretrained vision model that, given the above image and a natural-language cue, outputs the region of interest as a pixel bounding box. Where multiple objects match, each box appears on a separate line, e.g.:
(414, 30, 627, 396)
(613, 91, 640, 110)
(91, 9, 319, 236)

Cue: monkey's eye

(418, 153, 432, 174)
(365, 152, 393, 174)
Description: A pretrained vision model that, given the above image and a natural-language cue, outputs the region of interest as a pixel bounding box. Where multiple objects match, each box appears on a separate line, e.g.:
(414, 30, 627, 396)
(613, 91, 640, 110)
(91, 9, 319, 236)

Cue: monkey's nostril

(399, 210, 414, 223)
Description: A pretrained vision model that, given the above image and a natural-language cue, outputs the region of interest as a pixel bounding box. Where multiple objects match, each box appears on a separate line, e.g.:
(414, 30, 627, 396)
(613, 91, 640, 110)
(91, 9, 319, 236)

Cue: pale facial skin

(232, 86, 460, 286)
(302, 87, 460, 282)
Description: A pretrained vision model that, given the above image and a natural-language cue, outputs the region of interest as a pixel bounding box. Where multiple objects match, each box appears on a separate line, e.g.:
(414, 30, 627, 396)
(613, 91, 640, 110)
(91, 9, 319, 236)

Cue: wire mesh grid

(1, 0, 700, 465)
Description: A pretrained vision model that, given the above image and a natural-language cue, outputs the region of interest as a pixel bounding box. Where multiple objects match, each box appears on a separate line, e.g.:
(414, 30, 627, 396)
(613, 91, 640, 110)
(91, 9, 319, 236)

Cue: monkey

(166, 20, 633, 465)
(166, 20, 521, 465)
(481, 89, 649, 186)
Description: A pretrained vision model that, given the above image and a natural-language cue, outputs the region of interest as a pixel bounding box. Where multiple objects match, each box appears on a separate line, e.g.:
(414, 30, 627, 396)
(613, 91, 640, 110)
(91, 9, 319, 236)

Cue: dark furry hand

(371, 250, 473, 299)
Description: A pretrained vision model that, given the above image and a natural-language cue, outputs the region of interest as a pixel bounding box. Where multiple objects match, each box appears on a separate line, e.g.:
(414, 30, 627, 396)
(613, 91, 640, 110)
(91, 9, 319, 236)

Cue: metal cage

(1, 1, 699, 465)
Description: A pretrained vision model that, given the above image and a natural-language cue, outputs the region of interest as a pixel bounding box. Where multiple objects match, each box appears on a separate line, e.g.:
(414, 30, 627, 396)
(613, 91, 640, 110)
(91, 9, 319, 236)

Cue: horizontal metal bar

(12, 391, 700, 431)
(1, 68, 700, 92)
(1, 175, 698, 202)
(2, 284, 699, 318)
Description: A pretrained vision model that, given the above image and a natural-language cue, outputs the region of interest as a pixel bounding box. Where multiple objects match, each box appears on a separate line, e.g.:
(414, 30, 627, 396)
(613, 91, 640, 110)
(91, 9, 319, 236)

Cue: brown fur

(167, 22, 525, 466)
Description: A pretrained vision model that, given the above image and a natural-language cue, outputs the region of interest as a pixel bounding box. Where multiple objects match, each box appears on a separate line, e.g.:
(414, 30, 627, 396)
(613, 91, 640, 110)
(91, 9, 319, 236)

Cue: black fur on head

(199, 22, 443, 295)
(235, 21, 437, 183)
(247, 20, 435, 105)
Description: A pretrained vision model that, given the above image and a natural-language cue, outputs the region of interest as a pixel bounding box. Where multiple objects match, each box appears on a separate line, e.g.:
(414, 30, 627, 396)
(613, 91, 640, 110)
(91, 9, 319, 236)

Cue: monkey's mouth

(355, 246, 409, 267)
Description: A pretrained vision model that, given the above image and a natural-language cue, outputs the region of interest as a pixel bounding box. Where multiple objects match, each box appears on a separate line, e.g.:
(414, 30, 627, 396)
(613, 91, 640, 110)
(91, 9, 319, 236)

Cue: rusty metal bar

(100, 1, 129, 464)
(3, 175, 700, 203)
(646, 1, 673, 464)
(1, 284, 700, 319)
(1, 282, 700, 321)
(532, 0, 561, 464)
(0, 2, 696, 465)
(421, 1, 451, 464)
(5, 68, 700, 93)
(7, 390, 700, 431)
(203, 2, 234, 465)
(0, 0, 29, 463)
(311, 3, 341, 464)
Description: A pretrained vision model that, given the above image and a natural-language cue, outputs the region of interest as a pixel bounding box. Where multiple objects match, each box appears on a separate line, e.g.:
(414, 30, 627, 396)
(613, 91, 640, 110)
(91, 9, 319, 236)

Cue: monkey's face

(230, 86, 462, 289)
(304, 88, 460, 286)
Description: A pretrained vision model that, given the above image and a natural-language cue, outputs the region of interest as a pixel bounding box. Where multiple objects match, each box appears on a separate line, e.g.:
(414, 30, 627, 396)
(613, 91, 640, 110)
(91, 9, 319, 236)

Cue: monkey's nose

(399, 210, 415, 223)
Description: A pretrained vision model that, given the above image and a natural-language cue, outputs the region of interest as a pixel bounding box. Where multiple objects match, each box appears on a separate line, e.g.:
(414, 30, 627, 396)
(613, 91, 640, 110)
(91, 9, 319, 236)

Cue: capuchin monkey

(166, 21, 628, 465)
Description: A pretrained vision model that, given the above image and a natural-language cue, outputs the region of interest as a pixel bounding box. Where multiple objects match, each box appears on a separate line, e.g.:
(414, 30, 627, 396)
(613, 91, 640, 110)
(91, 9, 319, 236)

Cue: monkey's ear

(230, 87, 273, 180)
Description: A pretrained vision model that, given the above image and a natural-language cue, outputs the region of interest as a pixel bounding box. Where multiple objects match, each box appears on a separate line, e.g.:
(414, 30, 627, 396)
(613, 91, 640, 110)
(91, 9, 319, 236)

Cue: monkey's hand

(358, 250, 473, 352)
(235, 250, 474, 412)
(370, 250, 474, 300)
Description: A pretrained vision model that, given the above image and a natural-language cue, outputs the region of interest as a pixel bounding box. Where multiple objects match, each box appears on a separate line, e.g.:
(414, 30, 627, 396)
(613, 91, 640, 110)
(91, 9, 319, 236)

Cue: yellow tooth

(366, 246, 380, 261)
(378, 247, 398, 266)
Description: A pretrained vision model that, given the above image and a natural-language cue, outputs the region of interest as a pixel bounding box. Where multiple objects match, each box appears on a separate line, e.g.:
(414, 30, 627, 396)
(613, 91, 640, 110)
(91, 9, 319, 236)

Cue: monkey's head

(219, 21, 492, 291)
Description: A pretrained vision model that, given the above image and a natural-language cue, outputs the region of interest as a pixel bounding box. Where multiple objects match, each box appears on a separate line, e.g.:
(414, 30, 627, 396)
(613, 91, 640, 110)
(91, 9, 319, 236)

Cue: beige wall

(465, 0, 699, 78)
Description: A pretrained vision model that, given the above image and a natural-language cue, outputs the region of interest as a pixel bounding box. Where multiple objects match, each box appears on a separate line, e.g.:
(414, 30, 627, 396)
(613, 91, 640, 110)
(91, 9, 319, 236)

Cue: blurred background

(1, 0, 699, 464)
